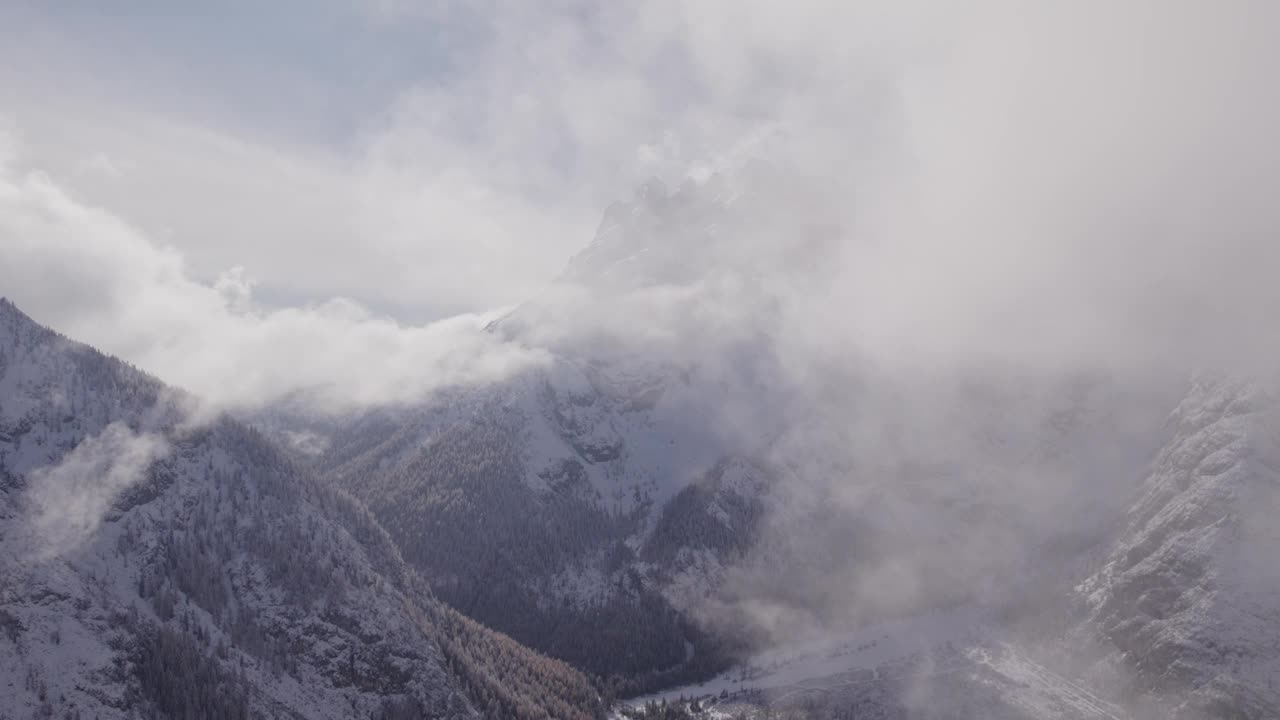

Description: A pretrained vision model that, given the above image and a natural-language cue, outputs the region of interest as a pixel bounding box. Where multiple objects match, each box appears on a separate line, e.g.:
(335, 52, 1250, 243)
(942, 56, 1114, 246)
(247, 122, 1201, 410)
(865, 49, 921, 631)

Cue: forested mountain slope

(0, 298, 603, 720)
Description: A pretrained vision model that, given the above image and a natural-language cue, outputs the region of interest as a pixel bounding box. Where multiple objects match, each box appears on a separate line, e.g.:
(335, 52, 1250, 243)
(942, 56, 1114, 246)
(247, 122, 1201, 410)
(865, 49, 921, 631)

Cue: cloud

(815, 1, 1280, 376)
(0, 71, 592, 318)
(26, 422, 169, 558)
(7, 0, 1279, 377)
(0, 2, 919, 320)
(5, 0, 1278, 462)
(0, 141, 549, 412)
(355, 0, 1280, 379)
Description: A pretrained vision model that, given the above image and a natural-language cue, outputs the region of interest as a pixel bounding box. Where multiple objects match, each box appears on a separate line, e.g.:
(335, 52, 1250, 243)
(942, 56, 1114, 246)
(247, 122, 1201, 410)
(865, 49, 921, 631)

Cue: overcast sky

(0, 0, 632, 319)
(3, 1, 1279, 410)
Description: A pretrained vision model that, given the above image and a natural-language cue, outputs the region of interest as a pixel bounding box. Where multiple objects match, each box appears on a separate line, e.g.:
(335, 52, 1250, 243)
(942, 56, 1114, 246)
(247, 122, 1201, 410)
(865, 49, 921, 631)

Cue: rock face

(0, 299, 602, 720)
(1076, 379, 1280, 718)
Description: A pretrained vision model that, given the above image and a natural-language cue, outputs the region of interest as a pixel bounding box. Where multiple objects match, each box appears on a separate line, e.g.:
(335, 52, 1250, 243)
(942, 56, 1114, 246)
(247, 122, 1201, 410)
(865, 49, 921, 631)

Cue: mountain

(308, 337, 772, 695)
(1072, 378, 1280, 718)
(293, 173, 811, 694)
(0, 298, 603, 720)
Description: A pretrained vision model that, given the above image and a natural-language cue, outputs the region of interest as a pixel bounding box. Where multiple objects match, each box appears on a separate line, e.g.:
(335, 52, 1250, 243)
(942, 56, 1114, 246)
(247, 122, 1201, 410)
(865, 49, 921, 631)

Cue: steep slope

(1074, 378, 1280, 718)
(318, 366, 761, 691)
(0, 298, 603, 720)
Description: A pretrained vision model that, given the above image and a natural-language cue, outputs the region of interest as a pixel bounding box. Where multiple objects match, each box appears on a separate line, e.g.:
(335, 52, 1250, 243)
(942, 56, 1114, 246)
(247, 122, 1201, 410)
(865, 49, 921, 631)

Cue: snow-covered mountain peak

(555, 135, 843, 302)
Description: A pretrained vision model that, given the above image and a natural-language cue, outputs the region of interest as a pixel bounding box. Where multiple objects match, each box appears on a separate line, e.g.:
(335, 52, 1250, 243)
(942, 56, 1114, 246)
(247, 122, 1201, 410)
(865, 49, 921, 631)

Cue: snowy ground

(623, 605, 1131, 719)
(967, 644, 1128, 720)
(631, 604, 990, 706)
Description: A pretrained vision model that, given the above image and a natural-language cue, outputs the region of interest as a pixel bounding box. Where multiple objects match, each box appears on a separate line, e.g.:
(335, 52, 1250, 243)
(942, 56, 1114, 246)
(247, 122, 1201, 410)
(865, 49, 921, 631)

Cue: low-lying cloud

(26, 422, 169, 558)
(0, 137, 549, 412)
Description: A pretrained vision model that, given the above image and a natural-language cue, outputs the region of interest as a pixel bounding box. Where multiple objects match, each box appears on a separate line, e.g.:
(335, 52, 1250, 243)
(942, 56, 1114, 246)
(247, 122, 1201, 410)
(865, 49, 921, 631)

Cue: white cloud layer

(26, 422, 169, 558)
(0, 135, 548, 411)
(2, 0, 1280, 408)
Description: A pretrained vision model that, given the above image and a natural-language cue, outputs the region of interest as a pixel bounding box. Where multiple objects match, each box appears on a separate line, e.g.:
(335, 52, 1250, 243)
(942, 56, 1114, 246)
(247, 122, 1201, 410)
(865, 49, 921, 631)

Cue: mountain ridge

(0, 297, 604, 720)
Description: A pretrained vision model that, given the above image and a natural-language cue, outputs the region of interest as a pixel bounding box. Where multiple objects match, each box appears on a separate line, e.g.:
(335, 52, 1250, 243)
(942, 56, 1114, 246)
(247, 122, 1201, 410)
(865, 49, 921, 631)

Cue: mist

(0, 138, 550, 413)
(23, 422, 169, 559)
